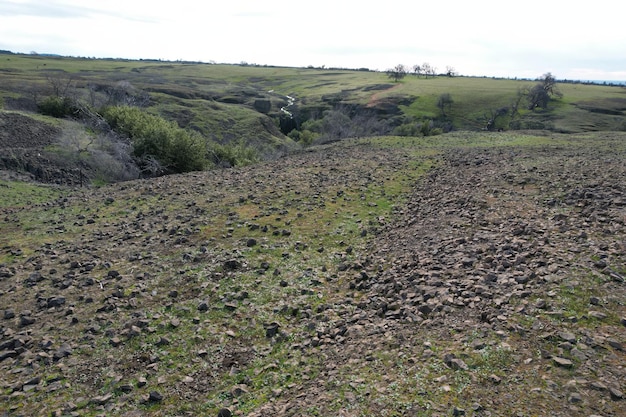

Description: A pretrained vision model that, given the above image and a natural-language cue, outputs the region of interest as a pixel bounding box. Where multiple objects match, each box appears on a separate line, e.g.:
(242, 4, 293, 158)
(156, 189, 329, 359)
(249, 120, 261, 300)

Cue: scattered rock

(4, 309, 15, 319)
(19, 314, 35, 327)
(224, 303, 238, 312)
(589, 381, 608, 391)
(452, 406, 466, 416)
(148, 391, 163, 402)
(489, 374, 502, 384)
(198, 300, 210, 312)
(155, 336, 170, 346)
(53, 343, 73, 361)
(552, 357, 574, 368)
(0, 350, 19, 362)
(231, 384, 249, 397)
(559, 331, 577, 344)
(443, 354, 469, 371)
(118, 384, 133, 393)
(607, 339, 623, 351)
(264, 322, 280, 338)
(224, 259, 242, 270)
(217, 408, 232, 417)
(609, 387, 624, 400)
(109, 337, 122, 347)
(91, 393, 113, 406)
(588, 311, 608, 320)
(47, 296, 66, 308)
(568, 392, 582, 403)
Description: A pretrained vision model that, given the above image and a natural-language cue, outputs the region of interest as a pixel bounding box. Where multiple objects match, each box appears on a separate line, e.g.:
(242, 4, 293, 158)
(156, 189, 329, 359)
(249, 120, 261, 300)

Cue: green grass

(2, 54, 624, 150)
(0, 180, 66, 208)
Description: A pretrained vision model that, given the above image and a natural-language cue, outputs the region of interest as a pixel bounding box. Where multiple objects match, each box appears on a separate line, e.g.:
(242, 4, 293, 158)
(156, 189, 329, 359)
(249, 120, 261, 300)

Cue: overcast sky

(1, 0, 625, 81)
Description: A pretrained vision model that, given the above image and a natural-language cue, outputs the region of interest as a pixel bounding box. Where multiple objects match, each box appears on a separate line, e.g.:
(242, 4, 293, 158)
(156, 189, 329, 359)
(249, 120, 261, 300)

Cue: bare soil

(0, 112, 87, 185)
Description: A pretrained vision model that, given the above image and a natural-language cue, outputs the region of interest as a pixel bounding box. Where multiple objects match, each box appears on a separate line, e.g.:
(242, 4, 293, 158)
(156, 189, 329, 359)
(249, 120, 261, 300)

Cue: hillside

(1, 55, 625, 186)
(1, 131, 625, 416)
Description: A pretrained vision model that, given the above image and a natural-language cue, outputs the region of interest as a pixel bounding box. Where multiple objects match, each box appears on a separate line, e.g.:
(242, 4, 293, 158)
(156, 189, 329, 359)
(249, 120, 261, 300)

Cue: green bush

(38, 96, 77, 118)
(392, 123, 421, 137)
(392, 119, 445, 137)
(208, 141, 259, 168)
(101, 106, 207, 174)
(288, 129, 318, 146)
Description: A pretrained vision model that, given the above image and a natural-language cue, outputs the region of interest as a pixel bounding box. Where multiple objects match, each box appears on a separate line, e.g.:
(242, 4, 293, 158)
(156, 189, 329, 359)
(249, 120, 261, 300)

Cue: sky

(1, 0, 625, 81)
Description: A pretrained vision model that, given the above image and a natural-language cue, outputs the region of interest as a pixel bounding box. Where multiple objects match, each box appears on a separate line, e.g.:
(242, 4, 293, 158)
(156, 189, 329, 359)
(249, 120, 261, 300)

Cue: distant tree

(412, 64, 422, 77)
(445, 66, 457, 77)
(540, 72, 559, 96)
(526, 84, 550, 110)
(527, 72, 563, 110)
(436, 93, 454, 117)
(386, 64, 407, 82)
(421, 62, 437, 78)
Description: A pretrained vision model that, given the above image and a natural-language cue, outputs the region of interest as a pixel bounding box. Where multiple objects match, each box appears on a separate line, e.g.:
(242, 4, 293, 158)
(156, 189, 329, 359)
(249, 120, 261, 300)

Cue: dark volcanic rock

(148, 391, 163, 402)
(217, 408, 232, 417)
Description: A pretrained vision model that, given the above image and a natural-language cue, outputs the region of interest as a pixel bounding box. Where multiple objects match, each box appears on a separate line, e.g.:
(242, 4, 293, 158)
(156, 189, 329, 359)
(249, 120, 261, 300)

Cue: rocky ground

(0, 112, 90, 185)
(0, 131, 625, 416)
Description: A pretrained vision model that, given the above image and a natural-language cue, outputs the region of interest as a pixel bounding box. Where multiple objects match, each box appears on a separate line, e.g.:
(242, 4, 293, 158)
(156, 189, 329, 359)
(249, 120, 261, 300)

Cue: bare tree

(386, 64, 407, 82)
(445, 66, 457, 77)
(412, 64, 422, 77)
(45, 73, 76, 98)
(421, 62, 437, 78)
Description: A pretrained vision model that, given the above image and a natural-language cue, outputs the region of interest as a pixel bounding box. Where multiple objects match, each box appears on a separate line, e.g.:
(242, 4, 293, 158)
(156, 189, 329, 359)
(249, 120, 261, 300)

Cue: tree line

(386, 63, 457, 82)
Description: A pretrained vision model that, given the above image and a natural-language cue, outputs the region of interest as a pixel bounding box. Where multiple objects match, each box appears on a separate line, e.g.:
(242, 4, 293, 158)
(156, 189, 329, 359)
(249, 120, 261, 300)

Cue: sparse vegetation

(0, 54, 625, 416)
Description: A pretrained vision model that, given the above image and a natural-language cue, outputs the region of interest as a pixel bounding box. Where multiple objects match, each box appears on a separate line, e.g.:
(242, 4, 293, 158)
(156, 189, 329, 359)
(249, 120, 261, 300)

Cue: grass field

(2, 54, 625, 140)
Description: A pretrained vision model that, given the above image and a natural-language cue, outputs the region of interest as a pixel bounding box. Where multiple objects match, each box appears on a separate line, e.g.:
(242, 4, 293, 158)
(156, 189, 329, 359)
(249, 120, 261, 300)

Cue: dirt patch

(0, 112, 90, 185)
(366, 83, 402, 108)
(0, 112, 60, 149)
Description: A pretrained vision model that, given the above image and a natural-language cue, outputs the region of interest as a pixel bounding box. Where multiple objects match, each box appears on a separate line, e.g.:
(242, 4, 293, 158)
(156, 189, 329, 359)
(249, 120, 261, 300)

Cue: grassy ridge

(2, 54, 625, 142)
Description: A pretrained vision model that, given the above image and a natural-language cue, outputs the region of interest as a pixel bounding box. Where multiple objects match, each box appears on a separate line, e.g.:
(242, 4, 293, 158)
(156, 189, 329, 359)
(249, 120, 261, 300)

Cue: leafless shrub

(45, 123, 139, 184)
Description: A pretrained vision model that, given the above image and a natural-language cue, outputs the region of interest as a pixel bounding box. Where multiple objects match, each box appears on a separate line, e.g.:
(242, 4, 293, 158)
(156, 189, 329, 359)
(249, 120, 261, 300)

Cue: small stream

(268, 90, 296, 117)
